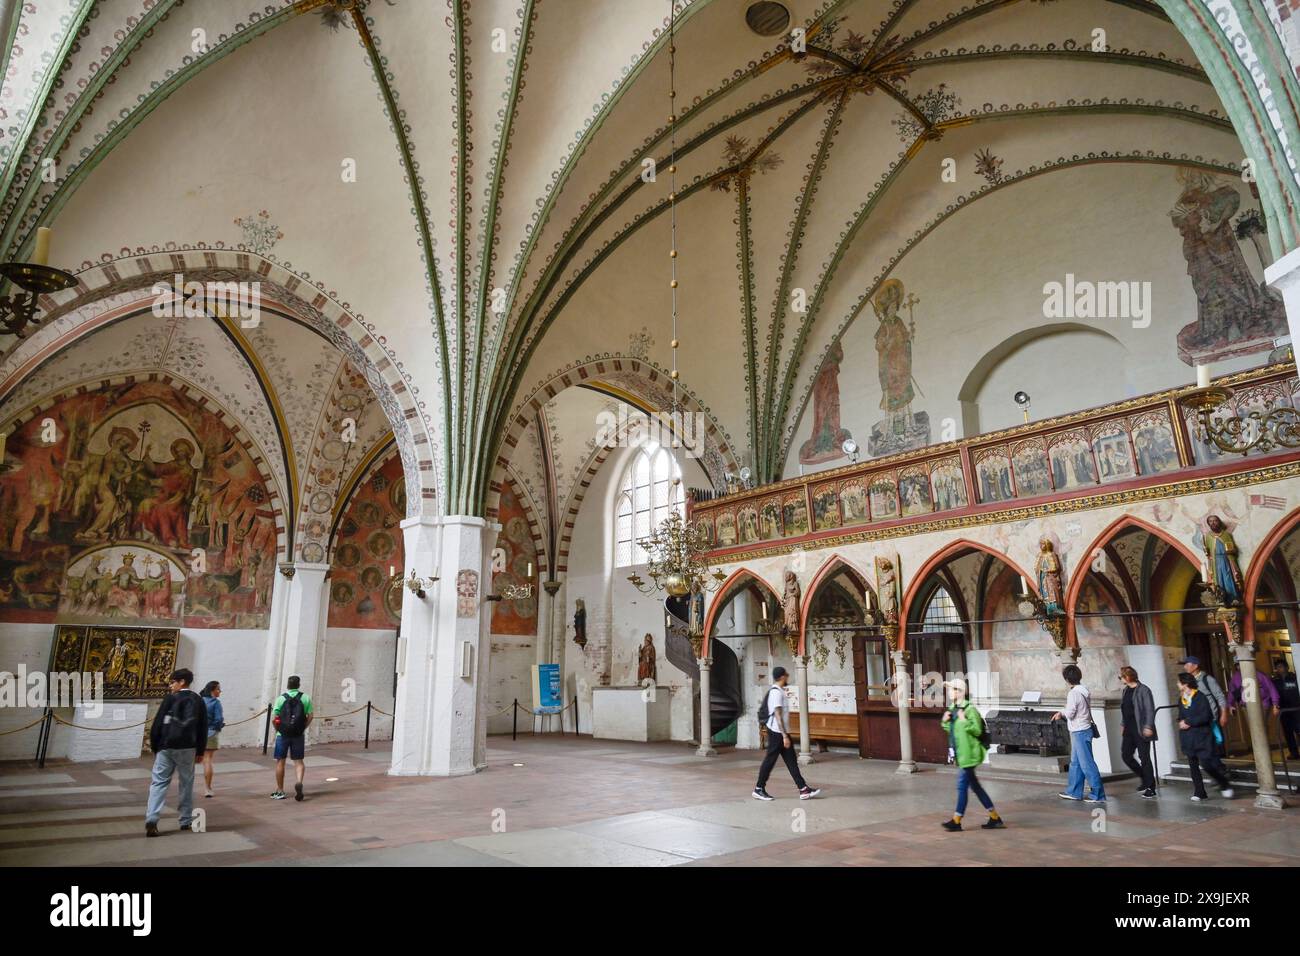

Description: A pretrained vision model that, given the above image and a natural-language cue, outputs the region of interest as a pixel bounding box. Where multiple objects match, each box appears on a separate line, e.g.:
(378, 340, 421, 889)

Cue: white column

(696, 656, 717, 756)
(1233, 642, 1285, 810)
(796, 655, 814, 766)
(1264, 250, 1300, 360)
(734, 595, 760, 750)
(389, 515, 497, 777)
(893, 648, 917, 774)
(279, 562, 330, 703)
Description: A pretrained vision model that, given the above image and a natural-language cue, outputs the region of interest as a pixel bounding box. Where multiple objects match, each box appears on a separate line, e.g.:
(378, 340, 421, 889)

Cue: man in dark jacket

(1272, 661, 1300, 759)
(145, 668, 207, 836)
(1119, 666, 1158, 798)
(1177, 673, 1234, 802)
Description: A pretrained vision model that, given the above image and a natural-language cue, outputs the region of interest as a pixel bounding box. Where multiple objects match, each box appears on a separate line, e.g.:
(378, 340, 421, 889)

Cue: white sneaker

(1191, 794, 1206, 802)
(1220, 788, 1234, 799)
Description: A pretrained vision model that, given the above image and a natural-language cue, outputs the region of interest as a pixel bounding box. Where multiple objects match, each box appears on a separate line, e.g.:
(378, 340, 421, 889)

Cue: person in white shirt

(1051, 664, 1107, 803)
(752, 667, 821, 801)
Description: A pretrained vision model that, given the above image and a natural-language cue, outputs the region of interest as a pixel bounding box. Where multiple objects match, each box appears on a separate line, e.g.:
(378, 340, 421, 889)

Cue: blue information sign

(531, 663, 562, 714)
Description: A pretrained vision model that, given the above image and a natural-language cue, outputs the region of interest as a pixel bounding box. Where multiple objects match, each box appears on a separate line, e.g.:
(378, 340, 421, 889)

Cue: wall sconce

(389, 567, 437, 601)
(487, 561, 535, 601)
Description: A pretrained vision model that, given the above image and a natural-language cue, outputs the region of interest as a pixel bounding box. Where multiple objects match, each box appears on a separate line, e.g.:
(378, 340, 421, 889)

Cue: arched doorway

(1243, 509, 1300, 769)
(700, 569, 780, 749)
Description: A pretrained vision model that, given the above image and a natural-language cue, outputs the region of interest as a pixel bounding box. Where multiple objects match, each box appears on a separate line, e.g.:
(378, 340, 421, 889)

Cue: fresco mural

(1170, 168, 1287, 365)
(869, 279, 930, 457)
(799, 340, 852, 465)
(0, 382, 277, 627)
(490, 478, 539, 636)
(328, 453, 405, 630)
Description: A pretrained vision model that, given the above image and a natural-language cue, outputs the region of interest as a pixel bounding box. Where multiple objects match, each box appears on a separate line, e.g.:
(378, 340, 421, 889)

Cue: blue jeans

(1065, 729, 1106, 800)
(956, 766, 994, 816)
(146, 748, 196, 826)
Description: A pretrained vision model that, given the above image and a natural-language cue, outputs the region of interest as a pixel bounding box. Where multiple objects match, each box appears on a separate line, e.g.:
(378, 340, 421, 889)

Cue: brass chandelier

(628, 502, 726, 597)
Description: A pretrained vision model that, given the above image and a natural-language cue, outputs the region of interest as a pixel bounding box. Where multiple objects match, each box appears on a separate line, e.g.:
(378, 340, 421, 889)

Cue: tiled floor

(0, 736, 1294, 867)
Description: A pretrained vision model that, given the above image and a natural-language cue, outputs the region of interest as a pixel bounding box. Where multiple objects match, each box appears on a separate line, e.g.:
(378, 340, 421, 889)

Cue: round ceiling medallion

(745, 1, 790, 37)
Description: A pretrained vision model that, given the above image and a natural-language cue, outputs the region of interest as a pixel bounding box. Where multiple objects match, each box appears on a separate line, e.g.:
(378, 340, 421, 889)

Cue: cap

(943, 677, 967, 694)
(1176, 656, 1200, 667)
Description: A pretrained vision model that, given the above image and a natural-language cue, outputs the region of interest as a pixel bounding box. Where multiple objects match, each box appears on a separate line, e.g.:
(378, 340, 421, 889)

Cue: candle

(1196, 364, 1210, 389)
(527, 562, 533, 579)
(0, 432, 6, 466)
(32, 227, 50, 266)
(1020, 575, 1028, 595)
(761, 601, 768, 620)
(389, 565, 395, 578)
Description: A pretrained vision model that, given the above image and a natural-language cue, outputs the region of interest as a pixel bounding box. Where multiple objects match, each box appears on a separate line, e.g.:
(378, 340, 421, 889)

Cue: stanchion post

(262, 703, 272, 755)
(573, 695, 578, 735)
(512, 698, 518, 742)
(364, 701, 372, 750)
(36, 710, 53, 769)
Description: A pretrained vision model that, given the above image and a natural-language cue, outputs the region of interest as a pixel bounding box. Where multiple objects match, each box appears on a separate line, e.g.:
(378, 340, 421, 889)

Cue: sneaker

(751, 788, 774, 801)
(1058, 792, 1082, 801)
(981, 817, 1006, 829)
(204, 789, 214, 798)
(798, 787, 821, 800)
(1141, 788, 1157, 799)
(1084, 796, 1107, 804)
(941, 819, 962, 831)
(271, 791, 286, 800)
(1220, 788, 1235, 799)
(145, 821, 159, 838)
(294, 782, 304, 802)
(180, 824, 192, 831)
(1191, 794, 1206, 802)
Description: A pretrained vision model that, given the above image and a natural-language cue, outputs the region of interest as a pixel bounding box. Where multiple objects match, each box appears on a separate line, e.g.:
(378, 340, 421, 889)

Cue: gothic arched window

(614, 444, 682, 567)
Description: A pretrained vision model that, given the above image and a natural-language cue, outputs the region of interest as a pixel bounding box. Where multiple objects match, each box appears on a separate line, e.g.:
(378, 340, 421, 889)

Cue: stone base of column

(388, 765, 482, 778)
(895, 760, 918, 774)
(695, 742, 718, 757)
(1254, 791, 1288, 810)
(797, 752, 815, 766)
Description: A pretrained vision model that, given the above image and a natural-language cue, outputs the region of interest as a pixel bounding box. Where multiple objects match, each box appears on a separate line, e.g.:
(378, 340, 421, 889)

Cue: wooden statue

(1203, 515, 1244, 606)
(573, 598, 587, 649)
(876, 556, 900, 625)
(1036, 538, 1064, 615)
(637, 633, 657, 684)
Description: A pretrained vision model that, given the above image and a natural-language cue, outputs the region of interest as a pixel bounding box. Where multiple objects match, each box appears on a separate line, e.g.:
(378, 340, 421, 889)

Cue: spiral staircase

(665, 595, 742, 743)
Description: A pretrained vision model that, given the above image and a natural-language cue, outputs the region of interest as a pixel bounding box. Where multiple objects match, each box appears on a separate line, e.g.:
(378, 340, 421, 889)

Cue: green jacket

(943, 702, 988, 769)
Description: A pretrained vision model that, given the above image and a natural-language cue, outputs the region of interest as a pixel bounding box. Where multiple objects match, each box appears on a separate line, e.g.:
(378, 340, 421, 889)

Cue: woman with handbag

(1177, 673, 1235, 801)
(1052, 664, 1107, 803)
(939, 678, 1005, 831)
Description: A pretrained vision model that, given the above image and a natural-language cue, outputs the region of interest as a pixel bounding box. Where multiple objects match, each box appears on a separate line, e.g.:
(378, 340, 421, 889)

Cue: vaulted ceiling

(0, 0, 1255, 531)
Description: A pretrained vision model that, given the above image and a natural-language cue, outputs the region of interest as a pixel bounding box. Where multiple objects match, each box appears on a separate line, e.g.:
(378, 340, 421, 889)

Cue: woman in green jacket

(940, 678, 1005, 831)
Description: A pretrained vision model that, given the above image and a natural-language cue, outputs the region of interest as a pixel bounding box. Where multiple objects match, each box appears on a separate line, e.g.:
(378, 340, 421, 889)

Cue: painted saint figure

(637, 634, 657, 684)
(136, 439, 198, 548)
(106, 553, 144, 618)
(1036, 538, 1064, 615)
(782, 570, 802, 642)
(873, 280, 915, 436)
(799, 339, 853, 465)
(1203, 515, 1244, 606)
(105, 637, 129, 685)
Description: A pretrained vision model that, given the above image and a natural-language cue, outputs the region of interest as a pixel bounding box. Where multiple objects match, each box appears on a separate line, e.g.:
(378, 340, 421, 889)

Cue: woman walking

(1177, 672, 1235, 801)
(199, 680, 224, 798)
(1052, 664, 1106, 803)
(940, 678, 1004, 831)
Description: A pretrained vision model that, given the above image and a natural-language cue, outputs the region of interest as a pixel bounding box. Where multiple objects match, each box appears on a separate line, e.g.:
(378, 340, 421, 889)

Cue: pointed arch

(799, 553, 877, 656)
(1243, 505, 1300, 643)
(901, 539, 1038, 650)
(1066, 515, 1202, 646)
(702, 567, 780, 658)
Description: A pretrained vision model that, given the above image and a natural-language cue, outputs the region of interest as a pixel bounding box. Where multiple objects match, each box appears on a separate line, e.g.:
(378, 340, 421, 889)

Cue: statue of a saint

(573, 598, 587, 649)
(876, 557, 899, 625)
(1036, 538, 1064, 615)
(637, 634, 657, 684)
(688, 579, 705, 636)
(1203, 515, 1244, 606)
(782, 570, 801, 639)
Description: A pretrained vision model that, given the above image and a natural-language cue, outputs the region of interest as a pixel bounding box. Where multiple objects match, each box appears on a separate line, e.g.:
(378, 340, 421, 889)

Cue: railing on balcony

(688, 362, 1300, 557)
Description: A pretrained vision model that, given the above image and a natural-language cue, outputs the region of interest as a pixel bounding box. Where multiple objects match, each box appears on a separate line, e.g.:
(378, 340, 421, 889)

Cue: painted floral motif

(233, 210, 285, 255)
(974, 147, 1005, 185)
(893, 84, 959, 142)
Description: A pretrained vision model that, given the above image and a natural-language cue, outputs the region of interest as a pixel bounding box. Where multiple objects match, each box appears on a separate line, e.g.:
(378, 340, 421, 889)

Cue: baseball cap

(1176, 656, 1200, 667)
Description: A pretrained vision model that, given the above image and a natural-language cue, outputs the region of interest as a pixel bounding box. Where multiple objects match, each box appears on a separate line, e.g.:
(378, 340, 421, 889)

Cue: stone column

(1265, 249, 1300, 360)
(892, 645, 917, 774)
(795, 654, 814, 766)
(1232, 641, 1286, 810)
(389, 515, 497, 777)
(734, 595, 761, 750)
(696, 656, 717, 756)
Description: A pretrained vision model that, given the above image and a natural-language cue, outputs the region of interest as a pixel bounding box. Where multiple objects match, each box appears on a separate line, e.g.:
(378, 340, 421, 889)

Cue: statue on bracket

(573, 598, 587, 649)
(688, 578, 705, 636)
(875, 555, 901, 626)
(637, 633, 657, 684)
(1202, 514, 1244, 606)
(782, 570, 802, 652)
(1036, 538, 1064, 616)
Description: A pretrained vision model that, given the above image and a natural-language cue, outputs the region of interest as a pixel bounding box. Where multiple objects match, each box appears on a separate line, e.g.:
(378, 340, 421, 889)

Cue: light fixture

(627, 486, 727, 598)
(1014, 391, 1031, 423)
(1177, 374, 1300, 456)
(739, 466, 752, 488)
(0, 227, 77, 354)
(388, 567, 437, 601)
(841, 438, 859, 463)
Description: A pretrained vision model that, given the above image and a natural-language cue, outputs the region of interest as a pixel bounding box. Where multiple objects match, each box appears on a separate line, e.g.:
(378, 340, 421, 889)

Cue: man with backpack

(145, 668, 208, 837)
(271, 675, 313, 801)
(751, 666, 820, 802)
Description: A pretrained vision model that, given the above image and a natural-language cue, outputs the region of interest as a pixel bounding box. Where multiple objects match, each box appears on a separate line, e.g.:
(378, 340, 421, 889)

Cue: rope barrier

(314, 704, 370, 721)
(222, 710, 269, 728)
(50, 713, 147, 732)
(0, 715, 49, 736)
(370, 705, 393, 718)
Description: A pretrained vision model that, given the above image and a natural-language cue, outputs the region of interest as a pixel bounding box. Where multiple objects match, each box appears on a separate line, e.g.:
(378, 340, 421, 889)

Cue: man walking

(1178, 656, 1227, 738)
(1118, 666, 1158, 798)
(271, 675, 313, 801)
(145, 668, 208, 836)
(752, 666, 820, 801)
(1272, 660, 1300, 760)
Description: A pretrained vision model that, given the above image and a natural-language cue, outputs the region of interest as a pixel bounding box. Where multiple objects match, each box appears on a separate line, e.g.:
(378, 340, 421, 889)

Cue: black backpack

(278, 692, 307, 738)
(757, 685, 775, 725)
(161, 691, 199, 749)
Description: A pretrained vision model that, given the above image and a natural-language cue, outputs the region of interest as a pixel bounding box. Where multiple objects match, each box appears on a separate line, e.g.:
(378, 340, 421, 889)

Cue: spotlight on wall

(1014, 391, 1031, 423)
(841, 438, 860, 464)
(739, 466, 753, 489)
